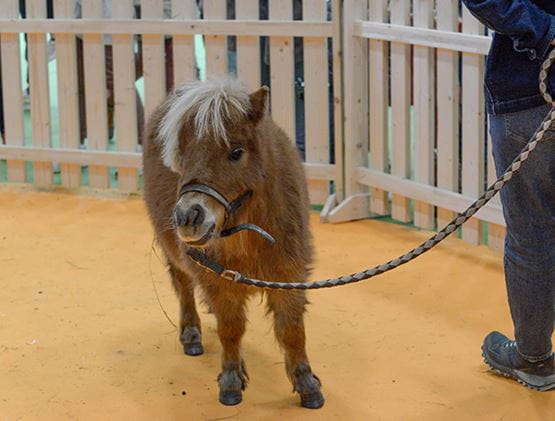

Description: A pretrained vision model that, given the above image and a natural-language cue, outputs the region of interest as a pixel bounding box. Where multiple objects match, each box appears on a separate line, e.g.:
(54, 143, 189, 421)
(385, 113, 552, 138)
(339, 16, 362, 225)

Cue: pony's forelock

(157, 78, 251, 172)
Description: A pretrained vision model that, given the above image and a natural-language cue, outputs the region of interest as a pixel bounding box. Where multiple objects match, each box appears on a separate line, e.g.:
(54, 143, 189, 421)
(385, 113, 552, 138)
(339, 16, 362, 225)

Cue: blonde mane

(157, 78, 251, 172)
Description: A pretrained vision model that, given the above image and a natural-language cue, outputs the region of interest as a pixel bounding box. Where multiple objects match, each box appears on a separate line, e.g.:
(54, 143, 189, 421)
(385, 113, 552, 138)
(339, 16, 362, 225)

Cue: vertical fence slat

(236, 0, 260, 91)
(1, 0, 25, 182)
(389, 0, 411, 222)
(368, 0, 389, 215)
(413, 0, 435, 230)
(303, 0, 329, 205)
(204, 0, 228, 77)
(331, 0, 344, 202)
(435, 0, 460, 231)
(27, 0, 52, 186)
(487, 130, 505, 252)
(343, 0, 369, 206)
(113, 0, 139, 192)
(55, 0, 81, 188)
(172, 0, 197, 87)
(461, 9, 485, 244)
(83, 0, 109, 189)
(142, 0, 166, 119)
(269, 1, 295, 141)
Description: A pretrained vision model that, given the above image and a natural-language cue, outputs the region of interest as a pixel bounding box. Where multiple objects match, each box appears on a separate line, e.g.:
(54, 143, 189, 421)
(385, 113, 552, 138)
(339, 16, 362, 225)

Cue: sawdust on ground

(1, 189, 554, 420)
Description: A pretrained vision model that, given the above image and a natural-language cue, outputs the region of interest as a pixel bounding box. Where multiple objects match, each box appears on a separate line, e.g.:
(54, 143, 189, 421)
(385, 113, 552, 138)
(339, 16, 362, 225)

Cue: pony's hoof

(183, 342, 204, 356)
(300, 391, 325, 409)
(219, 390, 242, 406)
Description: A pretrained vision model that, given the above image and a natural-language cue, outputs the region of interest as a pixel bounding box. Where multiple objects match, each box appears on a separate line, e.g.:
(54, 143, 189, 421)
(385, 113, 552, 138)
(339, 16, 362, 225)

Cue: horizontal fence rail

(0, 19, 332, 37)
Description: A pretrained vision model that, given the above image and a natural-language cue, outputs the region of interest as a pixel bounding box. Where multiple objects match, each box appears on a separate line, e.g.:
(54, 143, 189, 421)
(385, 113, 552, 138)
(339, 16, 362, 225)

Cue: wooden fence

(0, 0, 340, 206)
(323, 0, 505, 252)
(0, 0, 507, 252)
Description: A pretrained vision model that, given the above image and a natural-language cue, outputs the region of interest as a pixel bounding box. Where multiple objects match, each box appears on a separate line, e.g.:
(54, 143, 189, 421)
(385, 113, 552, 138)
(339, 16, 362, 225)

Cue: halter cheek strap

(178, 182, 275, 244)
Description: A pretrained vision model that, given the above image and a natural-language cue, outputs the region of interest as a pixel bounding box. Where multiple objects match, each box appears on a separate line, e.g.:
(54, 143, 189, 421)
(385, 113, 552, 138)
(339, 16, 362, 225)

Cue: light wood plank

(356, 166, 505, 227)
(55, 0, 81, 188)
(172, 0, 197, 86)
(204, 0, 228, 77)
(331, 0, 344, 202)
(461, 9, 485, 244)
(303, 0, 329, 205)
(142, 0, 166, 118)
(354, 21, 491, 55)
(0, 19, 333, 37)
(436, 0, 460, 231)
(0, 0, 25, 182)
(113, 0, 140, 192)
(413, 0, 435, 230)
(269, 1, 295, 141)
(368, 0, 389, 215)
(0, 145, 336, 180)
(389, 0, 411, 222)
(342, 0, 369, 219)
(236, 0, 260, 91)
(27, 0, 52, 186)
(83, 0, 109, 188)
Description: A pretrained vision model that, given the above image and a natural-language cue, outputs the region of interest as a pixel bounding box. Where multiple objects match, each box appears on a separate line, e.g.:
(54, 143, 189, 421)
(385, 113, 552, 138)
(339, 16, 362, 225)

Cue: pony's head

(157, 78, 269, 247)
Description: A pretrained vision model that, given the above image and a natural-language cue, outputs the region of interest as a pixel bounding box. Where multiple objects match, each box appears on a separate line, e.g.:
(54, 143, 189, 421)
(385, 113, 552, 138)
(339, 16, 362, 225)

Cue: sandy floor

(1, 189, 554, 420)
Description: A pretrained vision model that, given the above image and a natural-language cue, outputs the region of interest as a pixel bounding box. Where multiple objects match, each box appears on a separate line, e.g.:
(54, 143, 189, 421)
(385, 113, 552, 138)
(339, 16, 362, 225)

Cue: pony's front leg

(207, 288, 249, 406)
(168, 264, 203, 356)
(266, 290, 325, 409)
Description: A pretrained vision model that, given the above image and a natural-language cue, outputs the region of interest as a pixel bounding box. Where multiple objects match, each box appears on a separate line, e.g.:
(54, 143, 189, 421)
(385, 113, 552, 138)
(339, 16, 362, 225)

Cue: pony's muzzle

(173, 193, 224, 247)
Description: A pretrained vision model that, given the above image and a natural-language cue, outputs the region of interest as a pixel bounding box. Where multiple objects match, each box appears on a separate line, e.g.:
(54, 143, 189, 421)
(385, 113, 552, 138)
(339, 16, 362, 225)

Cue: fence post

(269, 1, 295, 142)
(413, 0, 435, 230)
(142, 0, 166, 119)
(461, 8, 485, 244)
(236, 0, 261, 91)
(204, 0, 228, 77)
(27, 0, 52, 186)
(303, 0, 330, 205)
(113, 0, 140, 192)
(55, 0, 81, 188)
(368, 0, 389, 217)
(324, 0, 368, 223)
(436, 0, 460, 231)
(389, 0, 411, 223)
(83, 0, 109, 189)
(1, 0, 25, 183)
(172, 1, 198, 87)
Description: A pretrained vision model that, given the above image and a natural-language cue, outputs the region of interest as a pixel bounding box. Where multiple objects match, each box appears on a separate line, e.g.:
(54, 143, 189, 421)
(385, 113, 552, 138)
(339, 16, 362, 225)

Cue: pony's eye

(228, 147, 244, 162)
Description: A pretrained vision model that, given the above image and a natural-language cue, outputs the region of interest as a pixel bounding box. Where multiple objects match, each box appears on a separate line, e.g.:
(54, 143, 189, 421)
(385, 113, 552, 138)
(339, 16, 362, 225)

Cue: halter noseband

(178, 183, 275, 244)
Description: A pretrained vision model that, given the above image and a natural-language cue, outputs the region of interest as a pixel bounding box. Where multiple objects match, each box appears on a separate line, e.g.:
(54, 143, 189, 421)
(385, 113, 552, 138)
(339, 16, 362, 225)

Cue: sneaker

(482, 331, 555, 391)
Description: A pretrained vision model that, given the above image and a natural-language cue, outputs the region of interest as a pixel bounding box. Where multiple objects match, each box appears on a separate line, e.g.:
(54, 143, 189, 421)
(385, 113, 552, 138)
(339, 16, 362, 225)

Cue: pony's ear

(248, 86, 269, 124)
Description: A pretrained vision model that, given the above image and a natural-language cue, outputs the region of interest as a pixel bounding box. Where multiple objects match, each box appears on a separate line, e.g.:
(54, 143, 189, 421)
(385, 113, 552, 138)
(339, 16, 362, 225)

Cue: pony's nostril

(173, 207, 187, 227)
(187, 204, 205, 227)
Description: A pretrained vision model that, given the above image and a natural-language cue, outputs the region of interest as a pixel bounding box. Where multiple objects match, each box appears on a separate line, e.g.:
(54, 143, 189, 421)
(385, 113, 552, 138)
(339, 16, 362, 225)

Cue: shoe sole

(482, 348, 555, 392)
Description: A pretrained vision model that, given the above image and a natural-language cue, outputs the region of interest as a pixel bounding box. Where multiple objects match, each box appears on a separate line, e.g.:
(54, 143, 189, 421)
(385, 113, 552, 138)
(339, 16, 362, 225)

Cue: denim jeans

(489, 103, 555, 361)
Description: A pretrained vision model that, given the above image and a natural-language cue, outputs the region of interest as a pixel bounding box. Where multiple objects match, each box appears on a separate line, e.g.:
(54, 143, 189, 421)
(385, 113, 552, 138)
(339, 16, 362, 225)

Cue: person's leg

(484, 104, 555, 390)
(490, 104, 555, 360)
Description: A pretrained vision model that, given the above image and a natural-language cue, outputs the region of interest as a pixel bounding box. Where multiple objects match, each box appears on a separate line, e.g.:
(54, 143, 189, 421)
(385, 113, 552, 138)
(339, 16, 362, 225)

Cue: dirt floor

(1, 188, 554, 420)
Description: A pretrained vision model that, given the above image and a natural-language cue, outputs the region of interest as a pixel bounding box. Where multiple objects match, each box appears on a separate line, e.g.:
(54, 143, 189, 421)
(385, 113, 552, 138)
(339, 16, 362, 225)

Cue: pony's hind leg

(168, 264, 203, 356)
(266, 290, 324, 409)
(205, 286, 249, 406)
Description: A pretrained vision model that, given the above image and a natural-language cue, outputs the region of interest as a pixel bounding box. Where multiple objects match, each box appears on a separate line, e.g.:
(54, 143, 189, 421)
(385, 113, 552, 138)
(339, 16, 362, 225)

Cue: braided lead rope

(190, 49, 555, 290)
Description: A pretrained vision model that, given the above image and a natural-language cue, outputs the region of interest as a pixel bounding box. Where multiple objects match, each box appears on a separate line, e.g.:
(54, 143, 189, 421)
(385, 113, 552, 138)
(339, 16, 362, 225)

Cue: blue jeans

(489, 103, 555, 361)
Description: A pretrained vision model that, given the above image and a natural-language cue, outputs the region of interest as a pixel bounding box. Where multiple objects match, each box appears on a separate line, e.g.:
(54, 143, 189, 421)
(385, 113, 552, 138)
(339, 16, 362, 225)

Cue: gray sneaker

(482, 331, 555, 391)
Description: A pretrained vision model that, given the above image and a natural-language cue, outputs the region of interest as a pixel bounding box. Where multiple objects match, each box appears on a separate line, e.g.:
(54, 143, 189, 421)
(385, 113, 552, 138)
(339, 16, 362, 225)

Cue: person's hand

(552, 38, 555, 46)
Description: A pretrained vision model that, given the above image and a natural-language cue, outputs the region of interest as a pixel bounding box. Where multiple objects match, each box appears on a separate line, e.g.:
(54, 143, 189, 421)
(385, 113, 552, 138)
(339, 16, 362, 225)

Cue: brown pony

(143, 78, 324, 408)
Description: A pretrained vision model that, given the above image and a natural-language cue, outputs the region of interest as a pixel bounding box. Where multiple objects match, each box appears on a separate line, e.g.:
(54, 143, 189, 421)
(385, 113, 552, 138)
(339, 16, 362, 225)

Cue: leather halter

(178, 182, 275, 244)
